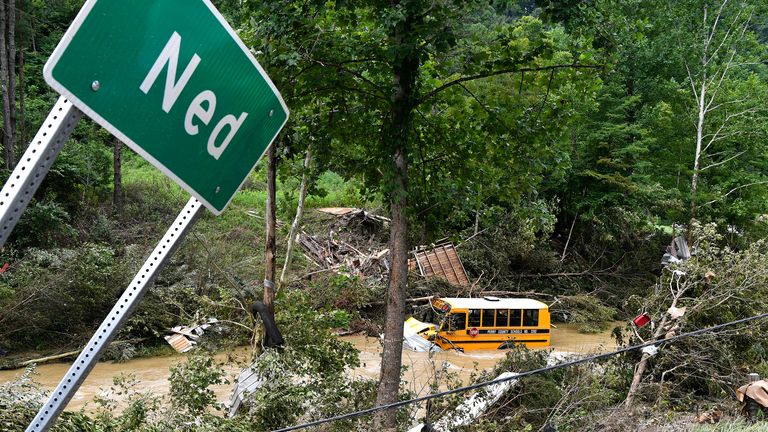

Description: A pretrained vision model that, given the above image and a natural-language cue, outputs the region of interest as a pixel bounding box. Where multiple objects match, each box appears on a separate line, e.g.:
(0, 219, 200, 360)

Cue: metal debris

(163, 318, 220, 353)
(409, 242, 470, 287)
(661, 236, 691, 266)
(403, 318, 442, 353)
(227, 366, 265, 417)
(407, 372, 519, 432)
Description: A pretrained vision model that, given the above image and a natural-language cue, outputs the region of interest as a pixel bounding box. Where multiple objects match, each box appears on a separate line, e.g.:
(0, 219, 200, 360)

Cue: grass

(694, 421, 768, 431)
(122, 152, 375, 224)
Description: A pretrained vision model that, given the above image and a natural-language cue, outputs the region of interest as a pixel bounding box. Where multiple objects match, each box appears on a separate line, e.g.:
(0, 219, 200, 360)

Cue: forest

(3, 0, 768, 431)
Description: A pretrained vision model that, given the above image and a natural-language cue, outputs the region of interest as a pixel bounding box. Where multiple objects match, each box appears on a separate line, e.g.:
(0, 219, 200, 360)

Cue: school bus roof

(438, 297, 548, 310)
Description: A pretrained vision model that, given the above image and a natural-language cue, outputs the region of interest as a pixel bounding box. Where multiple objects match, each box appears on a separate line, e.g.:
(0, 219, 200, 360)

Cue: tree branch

(701, 150, 745, 171)
(704, 180, 768, 205)
(418, 63, 600, 105)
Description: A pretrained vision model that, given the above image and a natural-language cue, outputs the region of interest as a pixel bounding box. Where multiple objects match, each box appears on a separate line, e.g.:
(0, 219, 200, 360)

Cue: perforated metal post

(0, 96, 82, 247)
(26, 197, 204, 432)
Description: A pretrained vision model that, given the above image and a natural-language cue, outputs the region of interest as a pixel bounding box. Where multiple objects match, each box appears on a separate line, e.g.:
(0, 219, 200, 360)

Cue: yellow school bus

(407, 296, 551, 351)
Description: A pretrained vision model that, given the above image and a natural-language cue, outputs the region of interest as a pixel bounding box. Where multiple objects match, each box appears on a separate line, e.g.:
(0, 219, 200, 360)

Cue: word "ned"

(140, 32, 247, 160)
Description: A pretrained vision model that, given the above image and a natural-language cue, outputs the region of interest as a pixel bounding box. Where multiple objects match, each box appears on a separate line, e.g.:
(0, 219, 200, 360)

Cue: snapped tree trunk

(263, 142, 277, 317)
(374, 12, 420, 431)
(279, 144, 312, 290)
(113, 138, 123, 215)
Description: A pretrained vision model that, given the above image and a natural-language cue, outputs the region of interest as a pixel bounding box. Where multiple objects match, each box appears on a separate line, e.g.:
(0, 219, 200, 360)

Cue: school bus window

(523, 309, 539, 326)
(468, 309, 481, 327)
(449, 313, 466, 331)
(481, 309, 494, 327)
(496, 309, 509, 327)
(510, 309, 522, 326)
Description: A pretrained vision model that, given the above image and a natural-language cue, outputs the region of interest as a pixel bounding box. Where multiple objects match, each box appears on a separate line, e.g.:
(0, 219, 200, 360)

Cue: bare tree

(279, 144, 312, 290)
(684, 0, 755, 219)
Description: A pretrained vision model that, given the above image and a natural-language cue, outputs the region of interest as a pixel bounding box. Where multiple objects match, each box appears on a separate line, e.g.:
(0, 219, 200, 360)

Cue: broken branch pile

(297, 230, 389, 280)
(297, 208, 392, 281)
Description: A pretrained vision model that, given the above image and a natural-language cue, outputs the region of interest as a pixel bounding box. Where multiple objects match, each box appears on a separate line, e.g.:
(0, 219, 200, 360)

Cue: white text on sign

(139, 32, 248, 160)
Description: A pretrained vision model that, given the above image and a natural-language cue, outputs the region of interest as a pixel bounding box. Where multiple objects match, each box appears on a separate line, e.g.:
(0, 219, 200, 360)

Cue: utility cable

(273, 311, 768, 432)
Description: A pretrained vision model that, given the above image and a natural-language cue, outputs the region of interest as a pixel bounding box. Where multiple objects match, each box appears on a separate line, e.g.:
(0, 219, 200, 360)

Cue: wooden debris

(1, 338, 147, 370)
(318, 207, 391, 224)
(695, 409, 722, 424)
(296, 230, 389, 280)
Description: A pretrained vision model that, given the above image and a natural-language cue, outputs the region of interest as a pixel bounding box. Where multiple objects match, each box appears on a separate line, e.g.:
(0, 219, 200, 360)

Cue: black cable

(273, 311, 768, 432)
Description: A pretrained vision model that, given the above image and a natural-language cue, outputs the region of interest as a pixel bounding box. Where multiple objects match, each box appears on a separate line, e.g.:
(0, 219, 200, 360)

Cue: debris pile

(164, 318, 221, 353)
(317, 207, 391, 226)
(297, 208, 391, 280)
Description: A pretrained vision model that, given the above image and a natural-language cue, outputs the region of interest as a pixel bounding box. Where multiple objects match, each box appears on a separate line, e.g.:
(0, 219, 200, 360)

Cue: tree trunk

(17, 48, 24, 146)
(624, 309, 672, 409)
(690, 70, 706, 227)
(263, 142, 277, 316)
(624, 351, 651, 409)
(374, 10, 420, 431)
(6, 0, 14, 156)
(113, 138, 123, 215)
(0, 0, 13, 170)
(279, 144, 312, 290)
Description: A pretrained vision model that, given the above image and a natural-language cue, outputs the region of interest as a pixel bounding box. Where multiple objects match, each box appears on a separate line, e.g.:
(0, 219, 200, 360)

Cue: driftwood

(2, 338, 147, 370)
(18, 350, 80, 367)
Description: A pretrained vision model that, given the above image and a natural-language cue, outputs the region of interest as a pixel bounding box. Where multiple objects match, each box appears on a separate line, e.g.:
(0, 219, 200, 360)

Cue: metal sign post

(0, 96, 82, 248)
(12, 1, 289, 430)
(26, 197, 204, 432)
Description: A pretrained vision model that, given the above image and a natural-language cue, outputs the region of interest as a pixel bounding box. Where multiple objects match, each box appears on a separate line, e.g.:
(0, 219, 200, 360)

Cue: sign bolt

(215, 186, 221, 194)
(91, 80, 101, 92)
(269, 109, 274, 117)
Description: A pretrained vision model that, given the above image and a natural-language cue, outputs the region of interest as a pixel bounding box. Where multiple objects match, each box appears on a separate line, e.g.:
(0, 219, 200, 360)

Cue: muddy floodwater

(0, 322, 620, 413)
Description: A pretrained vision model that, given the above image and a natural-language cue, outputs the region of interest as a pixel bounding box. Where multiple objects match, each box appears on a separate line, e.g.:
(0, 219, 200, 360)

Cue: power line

(273, 311, 768, 432)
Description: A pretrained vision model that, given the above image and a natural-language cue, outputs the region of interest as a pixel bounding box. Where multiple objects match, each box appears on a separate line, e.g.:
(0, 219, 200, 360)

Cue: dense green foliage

(3, 0, 768, 430)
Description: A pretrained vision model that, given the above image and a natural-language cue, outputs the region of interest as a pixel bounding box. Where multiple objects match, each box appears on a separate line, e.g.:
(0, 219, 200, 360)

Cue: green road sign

(44, 0, 289, 214)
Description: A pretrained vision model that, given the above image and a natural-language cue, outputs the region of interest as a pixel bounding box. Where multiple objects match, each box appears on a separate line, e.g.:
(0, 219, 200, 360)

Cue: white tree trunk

(691, 70, 707, 218)
(279, 145, 313, 289)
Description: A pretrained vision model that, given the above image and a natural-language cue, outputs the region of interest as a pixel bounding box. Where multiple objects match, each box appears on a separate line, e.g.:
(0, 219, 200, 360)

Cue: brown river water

(0, 323, 620, 413)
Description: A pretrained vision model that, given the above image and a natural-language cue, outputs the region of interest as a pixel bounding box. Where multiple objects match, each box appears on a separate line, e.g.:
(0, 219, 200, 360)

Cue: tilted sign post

(0, 1, 290, 431)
